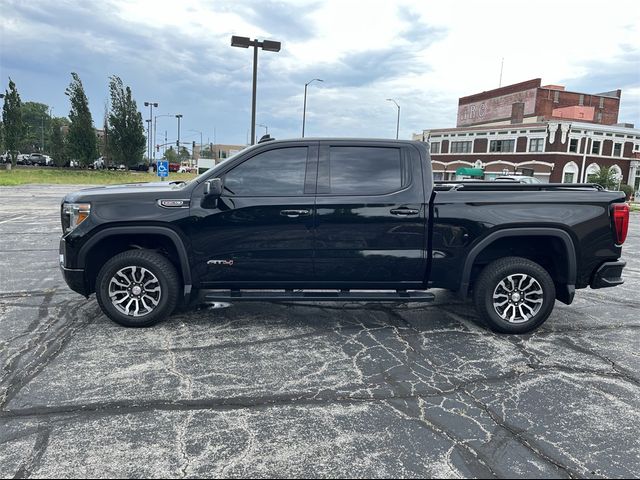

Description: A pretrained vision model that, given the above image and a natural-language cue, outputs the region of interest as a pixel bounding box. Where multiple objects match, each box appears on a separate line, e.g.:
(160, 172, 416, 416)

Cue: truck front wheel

(473, 257, 556, 334)
(95, 250, 180, 327)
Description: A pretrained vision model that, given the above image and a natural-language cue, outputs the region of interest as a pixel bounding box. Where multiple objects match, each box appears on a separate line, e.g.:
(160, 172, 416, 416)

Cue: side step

(202, 290, 435, 303)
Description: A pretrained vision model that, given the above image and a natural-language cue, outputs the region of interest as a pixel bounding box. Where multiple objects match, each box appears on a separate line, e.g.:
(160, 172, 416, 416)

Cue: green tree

(2, 78, 24, 168)
(588, 166, 619, 190)
(107, 75, 145, 167)
(21, 102, 50, 153)
(50, 118, 69, 167)
(163, 146, 178, 162)
(65, 72, 97, 167)
(178, 146, 190, 162)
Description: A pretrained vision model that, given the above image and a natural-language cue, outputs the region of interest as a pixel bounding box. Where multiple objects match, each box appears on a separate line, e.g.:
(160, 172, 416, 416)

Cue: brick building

(414, 79, 640, 190)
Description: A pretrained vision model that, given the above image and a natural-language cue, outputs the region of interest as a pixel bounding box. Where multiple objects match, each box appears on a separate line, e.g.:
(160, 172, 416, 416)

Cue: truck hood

(63, 181, 188, 203)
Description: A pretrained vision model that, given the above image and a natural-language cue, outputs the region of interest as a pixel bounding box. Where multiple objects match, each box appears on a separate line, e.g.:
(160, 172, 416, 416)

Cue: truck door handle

(390, 208, 420, 216)
(280, 209, 310, 218)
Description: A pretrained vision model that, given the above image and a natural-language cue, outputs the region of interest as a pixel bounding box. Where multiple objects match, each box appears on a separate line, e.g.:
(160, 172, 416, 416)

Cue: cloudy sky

(2, 0, 639, 147)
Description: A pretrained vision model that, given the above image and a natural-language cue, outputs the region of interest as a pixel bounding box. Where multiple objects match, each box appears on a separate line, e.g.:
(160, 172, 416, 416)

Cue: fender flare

(459, 227, 577, 298)
(78, 226, 192, 294)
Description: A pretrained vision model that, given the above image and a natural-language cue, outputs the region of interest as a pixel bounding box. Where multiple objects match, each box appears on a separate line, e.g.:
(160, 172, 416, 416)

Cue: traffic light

(156, 145, 159, 152)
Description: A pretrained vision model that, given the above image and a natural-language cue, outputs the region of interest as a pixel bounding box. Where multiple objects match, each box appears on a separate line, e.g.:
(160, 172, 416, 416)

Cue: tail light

(612, 203, 629, 245)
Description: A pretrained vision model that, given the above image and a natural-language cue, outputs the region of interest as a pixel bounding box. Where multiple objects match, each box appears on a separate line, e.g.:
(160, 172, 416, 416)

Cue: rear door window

(326, 146, 406, 195)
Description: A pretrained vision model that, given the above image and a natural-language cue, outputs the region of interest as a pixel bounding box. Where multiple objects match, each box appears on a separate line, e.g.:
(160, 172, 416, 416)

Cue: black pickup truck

(59, 138, 629, 333)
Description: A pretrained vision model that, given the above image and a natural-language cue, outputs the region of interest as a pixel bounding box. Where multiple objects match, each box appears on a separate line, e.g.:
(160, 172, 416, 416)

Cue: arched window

(610, 164, 622, 181)
(562, 161, 579, 183)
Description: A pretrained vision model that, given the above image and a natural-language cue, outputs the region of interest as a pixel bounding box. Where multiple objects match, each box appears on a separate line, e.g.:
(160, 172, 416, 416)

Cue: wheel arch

(78, 226, 192, 296)
(460, 228, 577, 304)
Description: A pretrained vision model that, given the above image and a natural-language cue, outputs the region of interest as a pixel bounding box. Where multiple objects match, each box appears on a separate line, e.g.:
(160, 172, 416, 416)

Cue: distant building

(414, 79, 640, 190)
(197, 143, 246, 173)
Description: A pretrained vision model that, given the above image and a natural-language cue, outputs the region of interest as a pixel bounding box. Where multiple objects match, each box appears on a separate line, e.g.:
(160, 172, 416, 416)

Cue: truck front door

(188, 143, 317, 286)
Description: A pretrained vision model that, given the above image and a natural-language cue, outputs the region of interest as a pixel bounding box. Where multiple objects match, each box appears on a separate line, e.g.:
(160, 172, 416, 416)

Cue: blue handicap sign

(157, 160, 169, 177)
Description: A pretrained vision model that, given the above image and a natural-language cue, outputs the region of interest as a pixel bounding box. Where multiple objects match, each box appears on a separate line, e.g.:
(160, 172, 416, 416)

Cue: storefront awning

(455, 167, 484, 177)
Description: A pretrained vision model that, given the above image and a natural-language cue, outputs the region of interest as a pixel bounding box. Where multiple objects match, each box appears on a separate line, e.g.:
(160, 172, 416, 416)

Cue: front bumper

(590, 260, 625, 289)
(60, 237, 88, 296)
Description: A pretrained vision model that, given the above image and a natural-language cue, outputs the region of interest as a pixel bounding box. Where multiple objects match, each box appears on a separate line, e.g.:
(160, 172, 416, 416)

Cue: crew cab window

(328, 146, 404, 195)
(223, 147, 308, 196)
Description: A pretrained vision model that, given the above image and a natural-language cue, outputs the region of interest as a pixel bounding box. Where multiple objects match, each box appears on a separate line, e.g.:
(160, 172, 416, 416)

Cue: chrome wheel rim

(108, 266, 162, 317)
(492, 273, 543, 324)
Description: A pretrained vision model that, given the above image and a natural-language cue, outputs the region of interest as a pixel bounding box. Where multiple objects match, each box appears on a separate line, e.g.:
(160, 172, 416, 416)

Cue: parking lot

(1, 184, 639, 478)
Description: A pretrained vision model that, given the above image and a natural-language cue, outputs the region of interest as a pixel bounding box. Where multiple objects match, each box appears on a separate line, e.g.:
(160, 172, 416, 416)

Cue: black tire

(95, 249, 181, 327)
(473, 256, 556, 334)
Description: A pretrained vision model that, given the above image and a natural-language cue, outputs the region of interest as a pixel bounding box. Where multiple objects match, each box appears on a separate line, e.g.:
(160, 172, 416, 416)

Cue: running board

(201, 290, 435, 303)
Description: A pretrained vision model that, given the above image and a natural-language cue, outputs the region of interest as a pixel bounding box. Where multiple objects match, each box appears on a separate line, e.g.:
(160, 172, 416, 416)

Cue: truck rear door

(314, 141, 427, 287)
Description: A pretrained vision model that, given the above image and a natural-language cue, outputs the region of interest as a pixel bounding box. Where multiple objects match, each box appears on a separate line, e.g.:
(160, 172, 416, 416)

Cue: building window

(529, 138, 544, 152)
(569, 138, 579, 153)
(562, 161, 579, 184)
(579, 94, 584, 106)
(599, 97, 604, 109)
(613, 143, 622, 157)
(554, 91, 560, 103)
(591, 140, 601, 155)
(596, 112, 602, 122)
(489, 139, 515, 153)
(450, 141, 472, 153)
(430, 142, 440, 154)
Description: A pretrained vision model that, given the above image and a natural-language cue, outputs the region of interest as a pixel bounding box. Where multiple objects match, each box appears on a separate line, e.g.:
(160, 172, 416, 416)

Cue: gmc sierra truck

(59, 138, 629, 333)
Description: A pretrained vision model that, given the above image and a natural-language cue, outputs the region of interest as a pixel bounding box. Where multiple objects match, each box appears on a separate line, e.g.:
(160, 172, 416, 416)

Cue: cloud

(1, 0, 639, 145)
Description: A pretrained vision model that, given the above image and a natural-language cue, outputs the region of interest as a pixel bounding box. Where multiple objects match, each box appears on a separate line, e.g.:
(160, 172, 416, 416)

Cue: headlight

(62, 203, 91, 233)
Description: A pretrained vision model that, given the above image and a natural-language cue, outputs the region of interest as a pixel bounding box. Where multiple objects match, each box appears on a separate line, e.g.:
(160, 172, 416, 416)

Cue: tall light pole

(302, 78, 323, 138)
(144, 101, 158, 162)
(386, 98, 400, 140)
(257, 123, 268, 142)
(175, 114, 183, 157)
(231, 35, 281, 146)
(154, 113, 174, 160)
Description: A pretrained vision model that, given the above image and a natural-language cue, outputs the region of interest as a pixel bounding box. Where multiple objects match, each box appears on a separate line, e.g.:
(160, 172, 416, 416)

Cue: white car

(495, 175, 542, 184)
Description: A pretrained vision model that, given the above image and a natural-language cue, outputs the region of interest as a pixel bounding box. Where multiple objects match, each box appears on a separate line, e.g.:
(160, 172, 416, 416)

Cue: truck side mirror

(204, 178, 222, 197)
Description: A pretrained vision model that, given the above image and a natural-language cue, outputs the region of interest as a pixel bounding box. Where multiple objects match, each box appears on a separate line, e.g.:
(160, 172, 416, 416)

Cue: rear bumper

(590, 261, 625, 289)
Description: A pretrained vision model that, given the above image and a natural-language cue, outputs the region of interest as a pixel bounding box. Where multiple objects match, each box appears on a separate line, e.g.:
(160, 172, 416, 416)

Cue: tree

(21, 102, 50, 153)
(163, 146, 178, 162)
(50, 118, 68, 167)
(65, 72, 97, 167)
(2, 78, 24, 169)
(588, 166, 619, 190)
(107, 75, 145, 167)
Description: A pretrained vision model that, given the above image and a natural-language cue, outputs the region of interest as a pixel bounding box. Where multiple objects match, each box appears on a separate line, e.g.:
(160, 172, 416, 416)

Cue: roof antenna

(499, 57, 504, 87)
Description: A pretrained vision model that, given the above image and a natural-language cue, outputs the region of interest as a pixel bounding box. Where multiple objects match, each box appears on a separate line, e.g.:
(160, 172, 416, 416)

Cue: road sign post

(157, 160, 169, 181)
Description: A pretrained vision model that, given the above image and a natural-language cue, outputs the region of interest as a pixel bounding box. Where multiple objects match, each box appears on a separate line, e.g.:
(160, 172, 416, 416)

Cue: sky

(1, 0, 639, 148)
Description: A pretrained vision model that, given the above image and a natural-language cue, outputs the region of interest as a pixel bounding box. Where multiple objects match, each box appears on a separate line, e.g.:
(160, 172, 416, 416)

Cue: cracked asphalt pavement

(1, 184, 639, 478)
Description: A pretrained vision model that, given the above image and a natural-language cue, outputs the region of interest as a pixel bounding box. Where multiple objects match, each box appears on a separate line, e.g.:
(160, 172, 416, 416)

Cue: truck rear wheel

(473, 257, 555, 334)
(95, 250, 180, 327)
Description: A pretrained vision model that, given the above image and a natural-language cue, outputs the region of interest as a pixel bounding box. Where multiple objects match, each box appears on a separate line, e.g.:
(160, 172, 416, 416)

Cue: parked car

(93, 157, 105, 169)
(495, 175, 542, 184)
(28, 153, 52, 166)
(17, 153, 32, 165)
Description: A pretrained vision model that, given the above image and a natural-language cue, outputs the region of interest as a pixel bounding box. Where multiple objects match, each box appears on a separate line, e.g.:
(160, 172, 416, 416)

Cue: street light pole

(386, 98, 400, 140)
(257, 123, 268, 142)
(144, 101, 158, 163)
(231, 36, 281, 146)
(175, 114, 183, 156)
(154, 113, 175, 161)
(302, 78, 323, 138)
